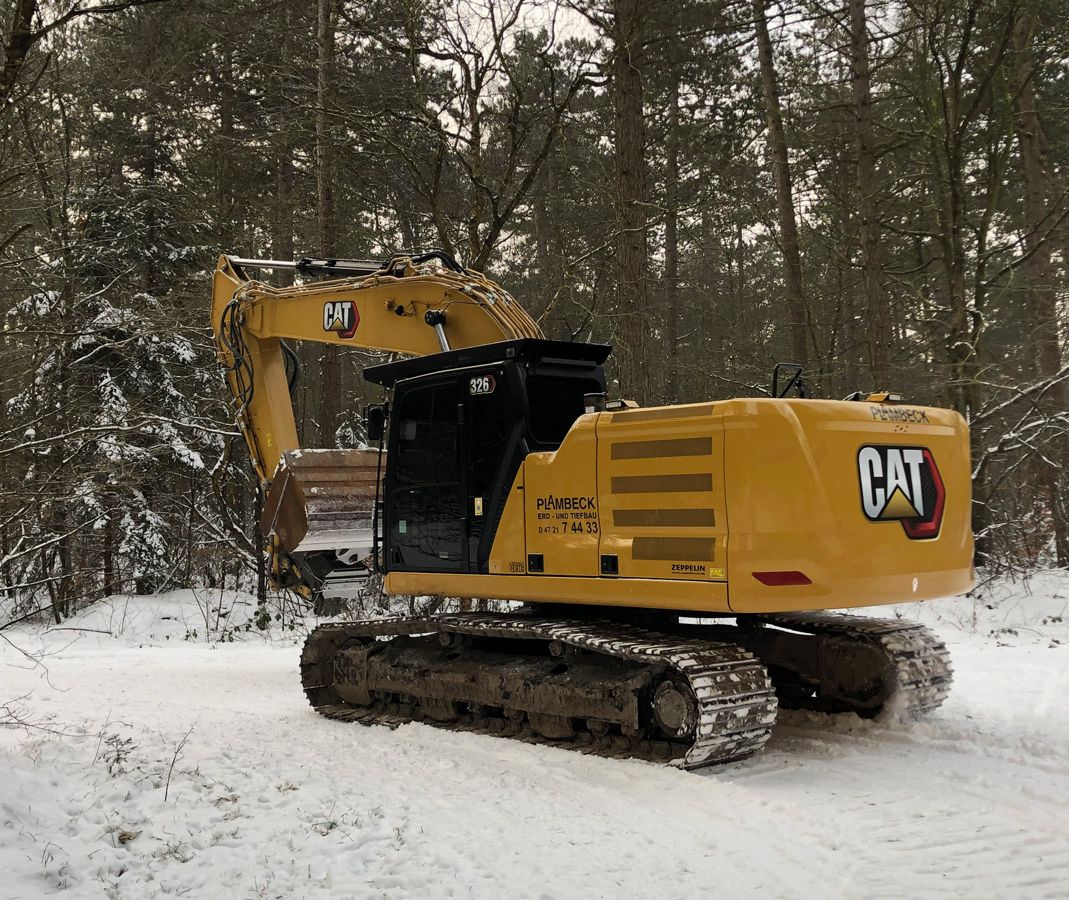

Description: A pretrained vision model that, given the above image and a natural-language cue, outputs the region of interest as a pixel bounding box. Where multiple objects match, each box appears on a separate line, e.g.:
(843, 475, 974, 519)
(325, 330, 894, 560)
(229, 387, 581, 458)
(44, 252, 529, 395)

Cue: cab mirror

(364, 404, 386, 443)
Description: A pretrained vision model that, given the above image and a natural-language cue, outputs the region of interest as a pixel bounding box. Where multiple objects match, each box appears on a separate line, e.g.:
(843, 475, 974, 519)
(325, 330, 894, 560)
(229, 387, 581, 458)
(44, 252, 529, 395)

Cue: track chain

(752, 611, 953, 720)
(301, 612, 778, 769)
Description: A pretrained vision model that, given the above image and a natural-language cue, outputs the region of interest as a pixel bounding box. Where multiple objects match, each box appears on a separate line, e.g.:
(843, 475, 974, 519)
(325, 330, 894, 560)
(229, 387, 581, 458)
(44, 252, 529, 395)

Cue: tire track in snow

(726, 714, 1069, 898)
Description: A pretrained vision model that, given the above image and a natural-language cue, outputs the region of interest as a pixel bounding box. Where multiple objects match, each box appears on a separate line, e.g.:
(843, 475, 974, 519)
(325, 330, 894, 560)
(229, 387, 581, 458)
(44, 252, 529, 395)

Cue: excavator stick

(262, 449, 382, 558)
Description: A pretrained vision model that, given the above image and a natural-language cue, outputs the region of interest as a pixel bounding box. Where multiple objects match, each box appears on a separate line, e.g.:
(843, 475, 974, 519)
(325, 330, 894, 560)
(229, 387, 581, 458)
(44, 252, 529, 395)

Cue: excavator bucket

(262, 449, 382, 559)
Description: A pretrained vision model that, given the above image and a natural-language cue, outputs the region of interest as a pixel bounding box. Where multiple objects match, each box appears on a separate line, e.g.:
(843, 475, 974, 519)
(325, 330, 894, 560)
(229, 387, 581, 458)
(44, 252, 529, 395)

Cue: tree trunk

(1012, 5, 1069, 565)
(753, 0, 808, 369)
(142, 110, 159, 294)
(467, 83, 483, 263)
(612, 0, 649, 403)
(0, 0, 37, 110)
(216, 40, 235, 248)
(103, 507, 117, 596)
(849, 0, 891, 387)
(664, 64, 681, 403)
(184, 475, 195, 586)
(272, 4, 295, 282)
(255, 485, 267, 605)
(317, 0, 341, 447)
(57, 531, 73, 616)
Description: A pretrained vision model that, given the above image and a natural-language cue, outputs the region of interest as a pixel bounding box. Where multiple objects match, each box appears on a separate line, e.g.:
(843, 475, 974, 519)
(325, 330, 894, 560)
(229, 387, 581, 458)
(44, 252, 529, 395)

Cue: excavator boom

(212, 252, 542, 483)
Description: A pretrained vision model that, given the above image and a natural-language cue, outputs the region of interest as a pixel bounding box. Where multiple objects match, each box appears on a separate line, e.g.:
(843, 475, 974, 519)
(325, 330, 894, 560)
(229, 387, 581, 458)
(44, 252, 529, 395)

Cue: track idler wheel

(652, 678, 698, 740)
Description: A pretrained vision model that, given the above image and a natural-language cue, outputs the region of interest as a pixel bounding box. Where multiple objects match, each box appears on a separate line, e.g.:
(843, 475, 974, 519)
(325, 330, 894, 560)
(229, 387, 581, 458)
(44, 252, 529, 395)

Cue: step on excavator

(211, 252, 971, 768)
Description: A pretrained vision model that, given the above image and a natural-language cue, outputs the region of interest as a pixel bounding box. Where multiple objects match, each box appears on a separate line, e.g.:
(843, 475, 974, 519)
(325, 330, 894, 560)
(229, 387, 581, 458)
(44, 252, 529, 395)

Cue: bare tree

(609, 0, 650, 401)
(318, 0, 341, 446)
(849, 0, 891, 386)
(363, 0, 592, 270)
(753, 0, 808, 369)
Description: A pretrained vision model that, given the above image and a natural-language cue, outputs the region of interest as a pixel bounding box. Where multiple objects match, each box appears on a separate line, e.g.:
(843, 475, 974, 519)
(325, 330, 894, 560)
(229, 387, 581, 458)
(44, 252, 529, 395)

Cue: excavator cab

(366, 339, 610, 576)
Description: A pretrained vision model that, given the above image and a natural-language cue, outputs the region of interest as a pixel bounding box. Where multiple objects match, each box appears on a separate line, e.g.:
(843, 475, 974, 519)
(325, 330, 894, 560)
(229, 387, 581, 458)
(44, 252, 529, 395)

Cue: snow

(2, 579, 1069, 899)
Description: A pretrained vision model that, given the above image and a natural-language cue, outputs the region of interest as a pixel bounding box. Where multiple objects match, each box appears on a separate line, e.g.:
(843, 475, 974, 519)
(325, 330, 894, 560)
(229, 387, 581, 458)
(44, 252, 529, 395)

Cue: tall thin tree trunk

(753, 0, 808, 369)
(254, 486, 266, 604)
(317, 0, 341, 447)
(102, 506, 116, 596)
(0, 0, 38, 109)
(849, 0, 890, 387)
(184, 476, 195, 586)
(216, 40, 235, 249)
(664, 64, 681, 403)
(467, 85, 483, 262)
(143, 111, 159, 294)
(271, 3, 295, 279)
(612, 0, 650, 403)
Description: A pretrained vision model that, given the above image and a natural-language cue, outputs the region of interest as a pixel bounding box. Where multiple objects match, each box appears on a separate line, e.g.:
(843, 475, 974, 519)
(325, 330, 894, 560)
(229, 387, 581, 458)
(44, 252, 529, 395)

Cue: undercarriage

(300, 608, 952, 769)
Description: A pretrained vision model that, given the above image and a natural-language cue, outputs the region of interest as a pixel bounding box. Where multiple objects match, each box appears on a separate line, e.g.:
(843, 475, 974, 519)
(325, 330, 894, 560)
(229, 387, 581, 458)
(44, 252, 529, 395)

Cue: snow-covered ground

(2, 576, 1068, 899)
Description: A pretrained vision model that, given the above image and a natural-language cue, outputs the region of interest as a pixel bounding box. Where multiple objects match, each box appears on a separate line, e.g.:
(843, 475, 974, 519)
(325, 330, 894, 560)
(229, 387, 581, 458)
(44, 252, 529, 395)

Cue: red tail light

(752, 570, 812, 586)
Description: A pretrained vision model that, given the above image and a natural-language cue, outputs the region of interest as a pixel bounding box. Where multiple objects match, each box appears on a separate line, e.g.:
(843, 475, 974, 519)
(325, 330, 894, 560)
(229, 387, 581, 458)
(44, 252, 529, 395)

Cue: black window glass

(396, 384, 458, 487)
(526, 375, 602, 445)
(390, 382, 462, 569)
(467, 375, 511, 500)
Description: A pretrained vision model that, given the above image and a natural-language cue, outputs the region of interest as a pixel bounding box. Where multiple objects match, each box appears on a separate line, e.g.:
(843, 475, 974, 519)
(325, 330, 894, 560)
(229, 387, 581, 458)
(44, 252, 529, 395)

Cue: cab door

(461, 364, 520, 572)
(386, 378, 465, 572)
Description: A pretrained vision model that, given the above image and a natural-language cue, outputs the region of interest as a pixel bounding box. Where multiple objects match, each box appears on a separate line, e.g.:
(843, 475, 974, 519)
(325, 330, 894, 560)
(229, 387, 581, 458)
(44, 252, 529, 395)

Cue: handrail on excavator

(227, 250, 468, 280)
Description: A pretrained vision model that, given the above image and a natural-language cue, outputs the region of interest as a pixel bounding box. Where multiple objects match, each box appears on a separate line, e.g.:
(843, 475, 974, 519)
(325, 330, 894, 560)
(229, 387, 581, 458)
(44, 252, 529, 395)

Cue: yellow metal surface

(473, 396, 972, 615)
(386, 570, 732, 613)
(488, 465, 528, 575)
(597, 405, 727, 582)
(720, 398, 973, 612)
(523, 416, 601, 576)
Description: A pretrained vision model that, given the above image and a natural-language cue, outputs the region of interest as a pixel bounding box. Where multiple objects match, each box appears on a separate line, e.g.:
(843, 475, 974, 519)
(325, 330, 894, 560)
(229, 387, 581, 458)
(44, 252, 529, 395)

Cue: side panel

(465, 396, 972, 616)
(522, 416, 601, 576)
(386, 570, 731, 612)
(723, 399, 973, 612)
(596, 405, 727, 582)
(488, 464, 528, 575)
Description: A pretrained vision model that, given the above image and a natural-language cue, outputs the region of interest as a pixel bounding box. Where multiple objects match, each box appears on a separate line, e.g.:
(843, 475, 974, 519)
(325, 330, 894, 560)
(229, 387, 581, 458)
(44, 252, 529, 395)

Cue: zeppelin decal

(323, 300, 359, 338)
(857, 445, 945, 539)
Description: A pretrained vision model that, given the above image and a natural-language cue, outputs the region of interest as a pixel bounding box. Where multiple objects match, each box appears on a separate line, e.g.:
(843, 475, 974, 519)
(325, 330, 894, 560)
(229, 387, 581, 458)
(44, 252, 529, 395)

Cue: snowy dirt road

(2, 587, 1069, 899)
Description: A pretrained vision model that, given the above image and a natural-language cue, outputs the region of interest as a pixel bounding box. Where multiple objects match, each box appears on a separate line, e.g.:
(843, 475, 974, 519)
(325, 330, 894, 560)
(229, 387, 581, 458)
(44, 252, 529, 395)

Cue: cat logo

(857, 445, 945, 540)
(322, 300, 359, 339)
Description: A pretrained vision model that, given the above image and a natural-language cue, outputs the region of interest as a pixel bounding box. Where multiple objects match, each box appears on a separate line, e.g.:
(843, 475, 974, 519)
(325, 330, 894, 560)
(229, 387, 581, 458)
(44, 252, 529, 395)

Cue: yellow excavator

(212, 251, 972, 768)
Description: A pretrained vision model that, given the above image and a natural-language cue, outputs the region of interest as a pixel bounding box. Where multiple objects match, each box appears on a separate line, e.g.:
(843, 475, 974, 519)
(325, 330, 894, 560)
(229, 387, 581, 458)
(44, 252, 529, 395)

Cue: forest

(2, 0, 1067, 623)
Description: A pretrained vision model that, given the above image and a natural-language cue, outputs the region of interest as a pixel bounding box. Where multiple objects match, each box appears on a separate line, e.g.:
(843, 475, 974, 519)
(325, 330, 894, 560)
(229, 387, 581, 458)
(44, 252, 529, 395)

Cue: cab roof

(363, 339, 611, 388)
